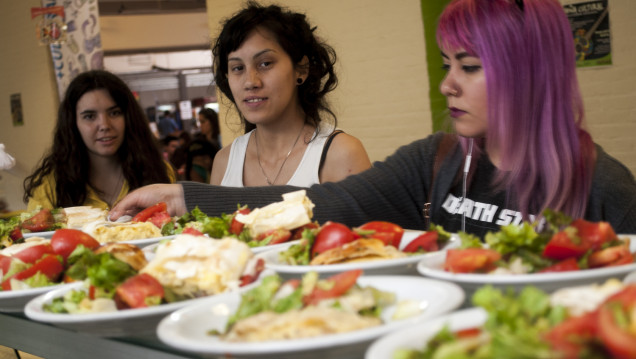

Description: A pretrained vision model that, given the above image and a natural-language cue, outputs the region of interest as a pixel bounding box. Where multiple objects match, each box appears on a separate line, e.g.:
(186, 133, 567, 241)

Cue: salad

(394, 280, 636, 359)
(212, 269, 397, 342)
(443, 211, 633, 274)
(158, 190, 317, 248)
(280, 221, 451, 265)
(43, 234, 264, 314)
(0, 207, 67, 248)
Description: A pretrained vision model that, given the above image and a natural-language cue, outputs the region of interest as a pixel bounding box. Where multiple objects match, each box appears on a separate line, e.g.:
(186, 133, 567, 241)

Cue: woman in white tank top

(208, 3, 371, 188)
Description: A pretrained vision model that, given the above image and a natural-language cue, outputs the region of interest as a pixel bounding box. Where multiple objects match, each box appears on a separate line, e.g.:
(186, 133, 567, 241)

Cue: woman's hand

(109, 184, 186, 220)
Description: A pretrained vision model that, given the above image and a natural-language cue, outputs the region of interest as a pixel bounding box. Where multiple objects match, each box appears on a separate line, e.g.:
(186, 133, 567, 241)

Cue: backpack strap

(424, 133, 458, 228)
(318, 129, 344, 173)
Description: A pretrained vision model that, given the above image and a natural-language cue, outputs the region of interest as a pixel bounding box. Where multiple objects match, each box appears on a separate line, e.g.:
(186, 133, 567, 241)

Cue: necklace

(254, 124, 304, 185)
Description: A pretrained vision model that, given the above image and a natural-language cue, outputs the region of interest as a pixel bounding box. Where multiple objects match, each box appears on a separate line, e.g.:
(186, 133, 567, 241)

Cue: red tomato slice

(255, 228, 292, 245)
(571, 219, 617, 251)
(114, 273, 165, 309)
(444, 248, 501, 274)
(50, 229, 100, 260)
(13, 244, 56, 264)
(1, 254, 64, 290)
(181, 227, 204, 236)
(229, 207, 251, 235)
(538, 257, 580, 273)
(147, 211, 172, 229)
(311, 222, 356, 258)
(131, 202, 168, 223)
(21, 209, 55, 232)
(597, 285, 636, 359)
(239, 258, 265, 287)
(588, 243, 633, 268)
(543, 230, 591, 260)
(303, 269, 363, 306)
(455, 327, 482, 339)
(9, 228, 23, 242)
(545, 311, 598, 358)
(356, 221, 404, 248)
(402, 231, 439, 253)
(0, 254, 13, 275)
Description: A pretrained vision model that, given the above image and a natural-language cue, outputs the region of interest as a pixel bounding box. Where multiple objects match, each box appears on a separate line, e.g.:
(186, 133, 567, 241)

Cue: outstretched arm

(109, 184, 186, 219)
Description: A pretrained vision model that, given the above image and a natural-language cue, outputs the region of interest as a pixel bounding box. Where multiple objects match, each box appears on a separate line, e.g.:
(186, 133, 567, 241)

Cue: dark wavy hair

(198, 107, 221, 139)
(23, 70, 172, 206)
(212, 1, 338, 133)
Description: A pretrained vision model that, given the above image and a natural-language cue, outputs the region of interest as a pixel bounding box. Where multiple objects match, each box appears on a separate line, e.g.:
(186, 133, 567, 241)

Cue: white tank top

(220, 124, 335, 187)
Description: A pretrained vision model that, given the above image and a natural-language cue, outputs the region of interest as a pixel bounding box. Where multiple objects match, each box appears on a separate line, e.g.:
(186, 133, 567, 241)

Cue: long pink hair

(437, 0, 595, 219)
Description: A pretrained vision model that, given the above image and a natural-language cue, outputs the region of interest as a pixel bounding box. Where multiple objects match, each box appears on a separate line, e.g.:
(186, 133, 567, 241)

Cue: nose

(244, 67, 261, 90)
(97, 113, 112, 132)
(440, 73, 459, 97)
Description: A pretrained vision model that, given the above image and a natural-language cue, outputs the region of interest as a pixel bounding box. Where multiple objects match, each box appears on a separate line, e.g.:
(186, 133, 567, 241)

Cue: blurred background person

(196, 108, 222, 151)
(185, 139, 218, 183)
(24, 70, 176, 210)
(157, 110, 179, 139)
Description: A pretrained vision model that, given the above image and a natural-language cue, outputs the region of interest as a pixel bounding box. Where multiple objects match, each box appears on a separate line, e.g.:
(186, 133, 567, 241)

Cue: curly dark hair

(212, 1, 338, 133)
(23, 70, 172, 206)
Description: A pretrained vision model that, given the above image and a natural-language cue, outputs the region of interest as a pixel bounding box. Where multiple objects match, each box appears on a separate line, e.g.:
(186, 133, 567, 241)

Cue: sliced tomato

(229, 207, 251, 235)
(597, 285, 636, 359)
(403, 231, 439, 253)
(131, 202, 168, 223)
(588, 243, 634, 268)
(9, 228, 23, 242)
(571, 219, 617, 251)
(543, 230, 591, 260)
(444, 248, 501, 274)
(1, 254, 64, 290)
(355, 221, 404, 248)
(291, 222, 319, 240)
(455, 327, 482, 339)
(239, 258, 265, 287)
(303, 269, 363, 306)
(545, 311, 598, 358)
(538, 257, 580, 273)
(256, 228, 292, 245)
(0, 254, 13, 276)
(114, 273, 165, 309)
(21, 208, 55, 232)
(12, 244, 56, 264)
(50, 229, 100, 260)
(147, 211, 172, 229)
(181, 227, 204, 236)
(311, 222, 356, 258)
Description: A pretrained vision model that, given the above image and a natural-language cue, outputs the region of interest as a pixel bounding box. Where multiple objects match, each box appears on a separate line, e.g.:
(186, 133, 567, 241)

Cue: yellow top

(26, 162, 176, 211)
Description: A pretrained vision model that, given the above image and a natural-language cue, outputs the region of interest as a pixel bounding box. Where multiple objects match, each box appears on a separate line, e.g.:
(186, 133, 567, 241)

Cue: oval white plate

(0, 282, 75, 313)
(257, 230, 458, 278)
(119, 234, 176, 248)
(366, 307, 486, 359)
(157, 275, 465, 358)
(417, 234, 636, 297)
(143, 238, 300, 258)
(24, 270, 273, 338)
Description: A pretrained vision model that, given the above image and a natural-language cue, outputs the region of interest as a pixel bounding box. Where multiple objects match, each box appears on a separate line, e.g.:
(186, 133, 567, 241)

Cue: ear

(295, 55, 310, 82)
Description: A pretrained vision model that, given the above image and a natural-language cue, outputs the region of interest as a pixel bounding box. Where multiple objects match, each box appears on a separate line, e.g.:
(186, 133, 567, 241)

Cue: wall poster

(562, 0, 612, 67)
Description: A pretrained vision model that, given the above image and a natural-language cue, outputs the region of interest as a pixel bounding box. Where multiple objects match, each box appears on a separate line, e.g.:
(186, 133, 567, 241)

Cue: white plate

(417, 234, 636, 298)
(24, 270, 272, 338)
(365, 307, 486, 359)
(157, 275, 465, 359)
(0, 283, 75, 313)
(257, 230, 458, 279)
(22, 230, 55, 239)
(119, 234, 176, 248)
(142, 238, 300, 258)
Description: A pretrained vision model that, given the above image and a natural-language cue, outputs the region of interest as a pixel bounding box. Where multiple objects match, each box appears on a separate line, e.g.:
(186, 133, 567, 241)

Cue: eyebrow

(440, 51, 472, 60)
(228, 49, 275, 62)
(78, 105, 119, 115)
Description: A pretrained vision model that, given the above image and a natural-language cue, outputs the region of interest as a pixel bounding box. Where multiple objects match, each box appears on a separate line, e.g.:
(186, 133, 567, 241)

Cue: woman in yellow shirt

(23, 70, 175, 211)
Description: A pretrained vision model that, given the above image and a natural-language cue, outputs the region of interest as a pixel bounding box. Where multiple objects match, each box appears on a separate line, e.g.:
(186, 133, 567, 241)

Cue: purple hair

(437, 0, 595, 219)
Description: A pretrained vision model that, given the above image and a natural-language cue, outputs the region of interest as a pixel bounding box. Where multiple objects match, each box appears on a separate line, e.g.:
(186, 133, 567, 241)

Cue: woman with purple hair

(111, 0, 636, 236)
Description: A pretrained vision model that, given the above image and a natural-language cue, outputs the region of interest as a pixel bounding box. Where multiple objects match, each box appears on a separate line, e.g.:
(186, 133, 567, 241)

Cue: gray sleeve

(585, 145, 636, 234)
(180, 132, 445, 229)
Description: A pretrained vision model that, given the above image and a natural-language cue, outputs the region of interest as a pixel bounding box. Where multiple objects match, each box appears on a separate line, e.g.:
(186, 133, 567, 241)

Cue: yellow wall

(1, 0, 635, 212)
(0, 0, 58, 212)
